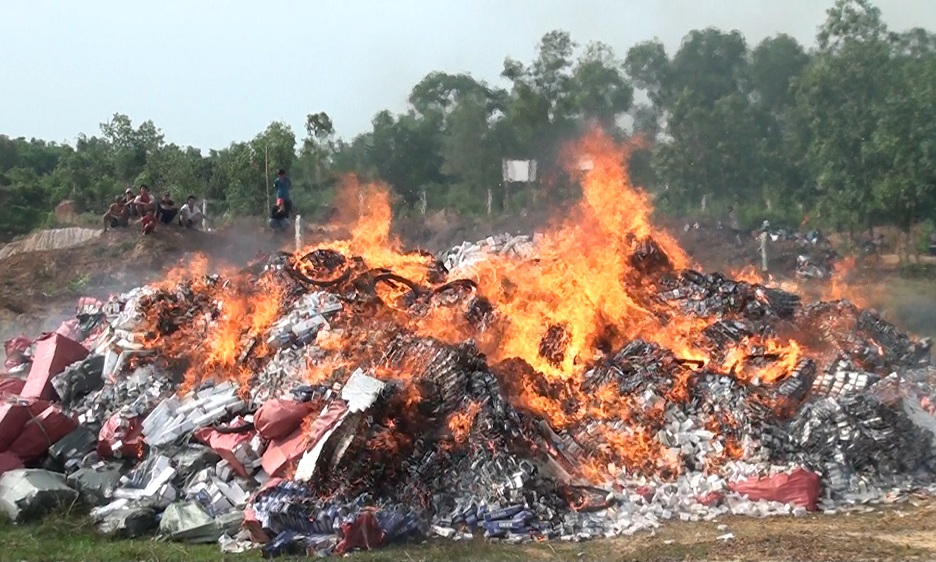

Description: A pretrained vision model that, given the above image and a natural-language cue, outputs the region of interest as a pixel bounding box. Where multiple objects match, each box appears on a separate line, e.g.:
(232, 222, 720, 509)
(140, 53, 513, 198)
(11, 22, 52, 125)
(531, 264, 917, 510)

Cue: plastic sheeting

(729, 468, 820, 511)
(7, 405, 77, 462)
(0, 377, 25, 395)
(67, 464, 123, 506)
(55, 319, 82, 342)
(0, 452, 23, 477)
(0, 395, 50, 451)
(335, 510, 385, 555)
(96, 505, 158, 537)
(3, 336, 31, 370)
(0, 469, 78, 521)
(261, 426, 310, 477)
(97, 413, 145, 459)
(254, 398, 317, 440)
(159, 501, 243, 543)
(21, 333, 88, 401)
(194, 420, 260, 478)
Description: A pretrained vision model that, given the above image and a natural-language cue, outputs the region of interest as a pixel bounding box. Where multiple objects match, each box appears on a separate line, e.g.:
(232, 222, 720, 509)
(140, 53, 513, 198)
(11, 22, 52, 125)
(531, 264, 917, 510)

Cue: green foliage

(3, 3, 936, 243)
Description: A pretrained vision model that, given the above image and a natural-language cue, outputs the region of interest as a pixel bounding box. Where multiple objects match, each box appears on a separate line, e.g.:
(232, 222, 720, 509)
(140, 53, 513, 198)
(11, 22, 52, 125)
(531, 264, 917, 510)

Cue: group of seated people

(103, 185, 204, 234)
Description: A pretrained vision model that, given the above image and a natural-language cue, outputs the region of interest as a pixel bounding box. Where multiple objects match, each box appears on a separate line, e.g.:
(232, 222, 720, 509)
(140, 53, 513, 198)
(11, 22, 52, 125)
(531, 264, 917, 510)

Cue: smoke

(0, 222, 288, 351)
(885, 295, 936, 341)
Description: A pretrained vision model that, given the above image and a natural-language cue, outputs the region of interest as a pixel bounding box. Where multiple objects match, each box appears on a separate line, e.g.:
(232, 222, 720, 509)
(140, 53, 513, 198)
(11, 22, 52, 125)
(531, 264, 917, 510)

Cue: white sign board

(502, 159, 537, 183)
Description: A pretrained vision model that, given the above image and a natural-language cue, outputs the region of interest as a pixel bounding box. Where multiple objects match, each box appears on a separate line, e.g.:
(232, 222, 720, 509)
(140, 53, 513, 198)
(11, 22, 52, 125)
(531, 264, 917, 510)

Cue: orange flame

(140, 127, 816, 484)
(447, 401, 481, 443)
(821, 255, 872, 308)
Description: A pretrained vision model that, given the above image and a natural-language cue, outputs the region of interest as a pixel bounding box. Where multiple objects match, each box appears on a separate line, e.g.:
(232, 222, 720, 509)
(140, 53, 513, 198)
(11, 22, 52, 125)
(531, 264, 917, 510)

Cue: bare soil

(2, 500, 935, 561)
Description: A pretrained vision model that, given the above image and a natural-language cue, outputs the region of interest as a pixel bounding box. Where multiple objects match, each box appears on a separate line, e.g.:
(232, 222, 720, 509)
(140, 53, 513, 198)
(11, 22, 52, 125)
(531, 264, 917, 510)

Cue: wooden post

(264, 144, 270, 212)
(295, 214, 302, 252)
(486, 188, 492, 216)
(759, 231, 769, 273)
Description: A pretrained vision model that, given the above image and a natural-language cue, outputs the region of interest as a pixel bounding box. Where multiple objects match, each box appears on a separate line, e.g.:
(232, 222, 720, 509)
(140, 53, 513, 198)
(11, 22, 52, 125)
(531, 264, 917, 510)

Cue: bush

(915, 219, 935, 255)
(438, 183, 489, 215)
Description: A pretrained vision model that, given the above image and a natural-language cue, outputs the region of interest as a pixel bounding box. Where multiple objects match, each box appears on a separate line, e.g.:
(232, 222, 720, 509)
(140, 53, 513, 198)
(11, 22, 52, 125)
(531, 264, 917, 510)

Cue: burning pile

(2, 130, 936, 556)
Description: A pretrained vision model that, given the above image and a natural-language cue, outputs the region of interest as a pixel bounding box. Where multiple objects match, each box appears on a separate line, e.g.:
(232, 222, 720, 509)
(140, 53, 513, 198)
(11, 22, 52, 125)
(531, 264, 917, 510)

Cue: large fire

(140, 128, 814, 483)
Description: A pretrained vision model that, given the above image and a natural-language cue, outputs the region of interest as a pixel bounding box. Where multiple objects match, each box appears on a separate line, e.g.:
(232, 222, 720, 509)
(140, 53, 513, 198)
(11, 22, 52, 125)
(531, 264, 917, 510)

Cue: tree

(364, 110, 445, 207)
(409, 72, 501, 122)
(501, 30, 578, 150)
(248, 121, 296, 211)
(750, 35, 810, 114)
(0, 168, 50, 238)
(795, 0, 892, 233)
(870, 30, 936, 256)
(565, 42, 634, 129)
(99, 114, 165, 184)
(669, 29, 749, 106)
(440, 91, 501, 212)
(10, 3, 936, 239)
(301, 112, 336, 184)
(625, 40, 671, 108)
(651, 29, 763, 210)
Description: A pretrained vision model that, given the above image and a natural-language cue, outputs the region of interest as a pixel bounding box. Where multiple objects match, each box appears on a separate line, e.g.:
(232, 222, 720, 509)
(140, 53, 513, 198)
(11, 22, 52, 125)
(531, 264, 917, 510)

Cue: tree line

(1, 0, 935, 244)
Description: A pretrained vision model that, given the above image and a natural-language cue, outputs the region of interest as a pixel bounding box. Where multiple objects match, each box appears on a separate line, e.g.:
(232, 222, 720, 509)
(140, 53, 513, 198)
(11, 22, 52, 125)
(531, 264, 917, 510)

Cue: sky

(1, 0, 934, 151)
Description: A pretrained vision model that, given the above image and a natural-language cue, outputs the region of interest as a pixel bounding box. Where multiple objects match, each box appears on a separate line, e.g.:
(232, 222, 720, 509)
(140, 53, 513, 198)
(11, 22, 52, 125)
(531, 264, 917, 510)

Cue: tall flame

(140, 127, 814, 483)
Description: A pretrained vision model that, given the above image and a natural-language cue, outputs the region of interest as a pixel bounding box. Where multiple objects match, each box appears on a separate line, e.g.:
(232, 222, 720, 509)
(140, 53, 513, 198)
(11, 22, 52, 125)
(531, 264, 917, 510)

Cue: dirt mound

(0, 220, 287, 342)
(0, 228, 102, 260)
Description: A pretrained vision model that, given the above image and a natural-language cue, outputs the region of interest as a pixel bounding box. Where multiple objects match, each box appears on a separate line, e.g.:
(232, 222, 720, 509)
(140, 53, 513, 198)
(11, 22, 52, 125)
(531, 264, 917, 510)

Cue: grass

(2, 501, 935, 562)
(67, 273, 92, 294)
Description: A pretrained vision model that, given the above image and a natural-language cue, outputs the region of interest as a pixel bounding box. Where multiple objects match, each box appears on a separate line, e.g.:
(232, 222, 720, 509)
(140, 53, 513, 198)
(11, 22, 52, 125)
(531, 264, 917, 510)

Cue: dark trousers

(156, 207, 178, 225)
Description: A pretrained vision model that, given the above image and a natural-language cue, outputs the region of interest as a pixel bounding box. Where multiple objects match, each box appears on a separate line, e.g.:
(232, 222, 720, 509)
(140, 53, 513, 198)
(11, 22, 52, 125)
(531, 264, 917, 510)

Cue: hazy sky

(2, 0, 934, 150)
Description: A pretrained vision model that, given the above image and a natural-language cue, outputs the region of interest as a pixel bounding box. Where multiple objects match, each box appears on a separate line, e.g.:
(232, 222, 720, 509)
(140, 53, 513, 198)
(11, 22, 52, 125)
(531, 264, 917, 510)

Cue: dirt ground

(2, 500, 935, 561)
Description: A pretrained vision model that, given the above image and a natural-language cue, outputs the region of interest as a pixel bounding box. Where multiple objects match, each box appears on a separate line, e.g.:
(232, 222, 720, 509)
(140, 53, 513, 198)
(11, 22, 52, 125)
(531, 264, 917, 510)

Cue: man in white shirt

(178, 195, 204, 229)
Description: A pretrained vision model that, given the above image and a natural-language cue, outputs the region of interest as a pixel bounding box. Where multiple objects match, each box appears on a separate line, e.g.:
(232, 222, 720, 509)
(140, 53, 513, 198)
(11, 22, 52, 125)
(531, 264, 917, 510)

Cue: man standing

(274, 169, 292, 216)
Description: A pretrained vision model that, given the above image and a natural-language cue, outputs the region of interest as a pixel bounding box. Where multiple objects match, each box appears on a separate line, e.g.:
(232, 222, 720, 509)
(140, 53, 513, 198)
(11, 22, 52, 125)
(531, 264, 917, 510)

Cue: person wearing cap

(123, 188, 139, 217)
(273, 169, 292, 216)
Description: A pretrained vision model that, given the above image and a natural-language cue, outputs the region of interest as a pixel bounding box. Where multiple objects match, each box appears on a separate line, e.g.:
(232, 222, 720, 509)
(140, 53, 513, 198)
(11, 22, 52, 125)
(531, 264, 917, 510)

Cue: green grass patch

(0, 514, 597, 562)
(3, 508, 933, 562)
